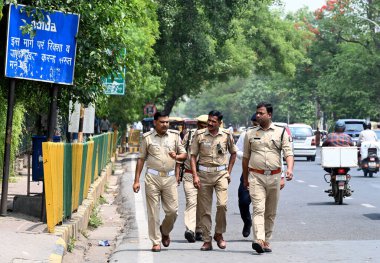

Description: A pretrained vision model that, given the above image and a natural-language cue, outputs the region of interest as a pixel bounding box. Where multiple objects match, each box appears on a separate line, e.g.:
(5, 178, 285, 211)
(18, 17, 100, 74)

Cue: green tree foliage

(295, 0, 380, 122)
(156, 0, 310, 114)
(0, 0, 161, 137)
(155, 0, 257, 113)
(0, 88, 25, 177)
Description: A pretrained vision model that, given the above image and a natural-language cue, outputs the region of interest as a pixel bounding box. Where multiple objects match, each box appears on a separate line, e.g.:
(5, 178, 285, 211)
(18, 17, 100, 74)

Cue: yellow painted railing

(42, 132, 116, 232)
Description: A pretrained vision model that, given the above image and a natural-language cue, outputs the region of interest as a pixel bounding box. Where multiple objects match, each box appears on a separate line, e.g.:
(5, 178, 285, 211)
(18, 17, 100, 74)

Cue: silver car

(289, 123, 317, 161)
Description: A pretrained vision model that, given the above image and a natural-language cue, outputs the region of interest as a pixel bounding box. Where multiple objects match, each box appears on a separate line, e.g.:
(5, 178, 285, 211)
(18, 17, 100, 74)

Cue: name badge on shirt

(202, 141, 211, 148)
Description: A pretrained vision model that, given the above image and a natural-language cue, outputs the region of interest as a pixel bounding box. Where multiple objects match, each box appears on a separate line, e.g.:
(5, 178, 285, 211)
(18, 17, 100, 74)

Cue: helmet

(335, 120, 346, 130)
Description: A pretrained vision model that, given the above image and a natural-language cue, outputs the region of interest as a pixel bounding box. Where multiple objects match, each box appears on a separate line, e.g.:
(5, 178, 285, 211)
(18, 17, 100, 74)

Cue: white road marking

(361, 203, 376, 208)
(131, 160, 153, 263)
(308, 185, 318, 188)
(296, 180, 305, 183)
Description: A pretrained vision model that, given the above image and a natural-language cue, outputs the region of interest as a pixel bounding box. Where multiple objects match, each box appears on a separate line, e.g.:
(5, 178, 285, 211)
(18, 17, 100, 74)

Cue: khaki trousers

(248, 171, 281, 242)
(145, 173, 178, 245)
(183, 172, 201, 233)
(198, 170, 229, 242)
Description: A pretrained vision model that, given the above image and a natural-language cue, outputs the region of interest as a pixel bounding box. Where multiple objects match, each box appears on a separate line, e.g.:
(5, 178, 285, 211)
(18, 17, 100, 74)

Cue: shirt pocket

(217, 140, 227, 155)
(200, 140, 212, 156)
(250, 138, 262, 151)
(149, 144, 161, 156)
(164, 141, 176, 152)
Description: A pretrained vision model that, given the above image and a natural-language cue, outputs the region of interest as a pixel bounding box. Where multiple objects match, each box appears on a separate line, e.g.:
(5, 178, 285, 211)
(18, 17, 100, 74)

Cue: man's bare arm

(133, 158, 145, 193)
(191, 155, 200, 189)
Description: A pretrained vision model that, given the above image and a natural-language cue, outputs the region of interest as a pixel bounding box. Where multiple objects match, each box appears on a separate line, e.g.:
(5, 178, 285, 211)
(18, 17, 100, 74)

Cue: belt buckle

(264, 170, 271, 175)
(159, 171, 166, 177)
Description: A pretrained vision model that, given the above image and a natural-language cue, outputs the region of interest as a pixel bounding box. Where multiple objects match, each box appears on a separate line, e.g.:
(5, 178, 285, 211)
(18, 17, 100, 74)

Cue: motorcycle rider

(358, 122, 379, 175)
(322, 120, 353, 195)
(322, 120, 353, 147)
(358, 122, 378, 146)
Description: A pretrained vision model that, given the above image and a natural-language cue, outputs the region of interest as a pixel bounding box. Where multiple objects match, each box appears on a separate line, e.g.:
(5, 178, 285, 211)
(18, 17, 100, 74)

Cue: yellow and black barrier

(42, 132, 117, 233)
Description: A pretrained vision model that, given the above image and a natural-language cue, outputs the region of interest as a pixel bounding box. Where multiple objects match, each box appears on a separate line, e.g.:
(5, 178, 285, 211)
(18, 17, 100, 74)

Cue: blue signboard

(5, 4, 80, 85)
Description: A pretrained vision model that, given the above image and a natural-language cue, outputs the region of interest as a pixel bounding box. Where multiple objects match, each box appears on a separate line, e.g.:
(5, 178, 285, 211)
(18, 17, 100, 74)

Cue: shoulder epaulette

(274, 124, 285, 129)
(168, 129, 180, 134)
(197, 128, 207, 134)
(143, 130, 154, 137)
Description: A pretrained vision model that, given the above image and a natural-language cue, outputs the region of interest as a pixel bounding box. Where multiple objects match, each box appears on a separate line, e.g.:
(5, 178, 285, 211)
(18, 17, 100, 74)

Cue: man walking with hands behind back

(191, 110, 237, 251)
(242, 102, 294, 254)
(175, 115, 208, 243)
(133, 111, 187, 252)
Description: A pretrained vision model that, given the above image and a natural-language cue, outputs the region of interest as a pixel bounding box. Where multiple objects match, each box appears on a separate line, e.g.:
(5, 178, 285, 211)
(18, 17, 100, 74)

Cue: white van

(289, 123, 317, 161)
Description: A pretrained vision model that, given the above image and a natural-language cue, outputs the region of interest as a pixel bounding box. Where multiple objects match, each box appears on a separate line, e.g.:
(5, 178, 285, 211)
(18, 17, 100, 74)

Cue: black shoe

(195, 232, 203, 241)
(184, 230, 196, 243)
(252, 240, 265, 254)
(242, 222, 251, 238)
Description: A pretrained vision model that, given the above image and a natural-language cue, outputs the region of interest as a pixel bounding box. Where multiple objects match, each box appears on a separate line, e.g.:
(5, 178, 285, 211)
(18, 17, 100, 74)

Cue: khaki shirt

(180, 129, 196, 170)
(191, 128, 237, 167)
(139, 129, 186, 172)
(243, 123, 293, 170)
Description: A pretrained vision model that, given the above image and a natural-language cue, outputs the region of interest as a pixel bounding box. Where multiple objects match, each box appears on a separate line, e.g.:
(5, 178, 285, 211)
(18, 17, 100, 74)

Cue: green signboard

(103, 69, 125, 95)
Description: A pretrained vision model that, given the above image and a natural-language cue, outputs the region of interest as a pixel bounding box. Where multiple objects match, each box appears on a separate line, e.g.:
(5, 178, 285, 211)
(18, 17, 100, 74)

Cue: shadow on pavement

(363, 213, 380, 220)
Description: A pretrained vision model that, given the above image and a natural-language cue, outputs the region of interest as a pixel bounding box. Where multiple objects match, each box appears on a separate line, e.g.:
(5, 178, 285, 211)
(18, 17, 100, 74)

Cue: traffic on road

(110, 111, 380, 263)
(110, 149, 380, 263)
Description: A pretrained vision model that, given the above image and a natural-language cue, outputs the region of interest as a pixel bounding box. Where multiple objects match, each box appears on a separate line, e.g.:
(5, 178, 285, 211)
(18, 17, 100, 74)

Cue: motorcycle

(360, 141, 380, 177)
(324, 168, 352, 205)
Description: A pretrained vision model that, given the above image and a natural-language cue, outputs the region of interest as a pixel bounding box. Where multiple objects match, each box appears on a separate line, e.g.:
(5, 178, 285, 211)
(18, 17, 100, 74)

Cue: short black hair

(208, 110, 223, 121)
(256, 102, 273, 115)
(154, 111, 169, 120)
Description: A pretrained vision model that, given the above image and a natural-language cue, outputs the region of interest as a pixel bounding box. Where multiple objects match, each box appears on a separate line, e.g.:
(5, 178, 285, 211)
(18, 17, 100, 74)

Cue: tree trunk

(163, 95, 178, 115)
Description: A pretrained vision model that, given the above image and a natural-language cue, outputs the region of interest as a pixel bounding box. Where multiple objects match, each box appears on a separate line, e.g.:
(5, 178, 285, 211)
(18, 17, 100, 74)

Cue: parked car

(337, 119, 366, 145)
(288, 123, 316, 161)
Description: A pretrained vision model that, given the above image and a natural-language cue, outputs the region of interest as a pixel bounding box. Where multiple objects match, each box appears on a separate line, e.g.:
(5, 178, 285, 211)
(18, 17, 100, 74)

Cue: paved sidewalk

(62, 157, 125, 262)
(0, 175, 63, 262)
(0, 151, 119, 263)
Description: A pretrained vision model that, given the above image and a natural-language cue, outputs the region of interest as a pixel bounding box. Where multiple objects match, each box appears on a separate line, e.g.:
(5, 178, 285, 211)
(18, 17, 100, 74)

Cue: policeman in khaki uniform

(175, 115, 208, 243)
(242, 102, 294, 254)
(191, 110, 237, 251)
(133, 111, 187, 252)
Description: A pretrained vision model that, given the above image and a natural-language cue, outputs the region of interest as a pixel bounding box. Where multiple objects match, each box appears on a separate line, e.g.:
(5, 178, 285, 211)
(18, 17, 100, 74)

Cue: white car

(289, 123, 317, 161)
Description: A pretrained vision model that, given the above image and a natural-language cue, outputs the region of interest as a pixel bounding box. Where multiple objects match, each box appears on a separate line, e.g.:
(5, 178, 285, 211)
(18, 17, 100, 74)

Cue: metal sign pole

(1, 79, 16, 216)
(47, 85, 58, 141)
(41, 84, 58, 221)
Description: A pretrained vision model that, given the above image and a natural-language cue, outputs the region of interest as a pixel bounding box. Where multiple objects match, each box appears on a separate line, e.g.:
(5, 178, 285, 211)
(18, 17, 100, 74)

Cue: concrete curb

(52, 161, 113, 262)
